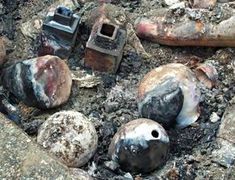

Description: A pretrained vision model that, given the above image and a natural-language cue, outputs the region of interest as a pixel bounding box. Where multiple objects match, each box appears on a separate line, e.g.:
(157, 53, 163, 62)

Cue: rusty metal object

(38, 6, 80, 59)
(189, 0, 217, 9)
(195, 62, 218, 89)
(85, 22, 126, 73)
(0, 38, 6, 66)
(135, 10, 235, 47)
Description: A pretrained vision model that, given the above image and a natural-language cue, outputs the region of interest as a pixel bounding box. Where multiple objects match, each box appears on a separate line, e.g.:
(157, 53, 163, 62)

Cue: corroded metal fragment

(135, 9, 235, 47)
(195, 62, 218, 89)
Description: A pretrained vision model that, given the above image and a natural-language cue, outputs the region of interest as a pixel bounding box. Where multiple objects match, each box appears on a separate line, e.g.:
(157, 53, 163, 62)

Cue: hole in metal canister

(57, 7, 72, 17)
(151, 130, 159, 138)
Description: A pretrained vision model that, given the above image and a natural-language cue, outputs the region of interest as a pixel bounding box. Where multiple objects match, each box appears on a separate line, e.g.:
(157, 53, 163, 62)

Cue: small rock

(123, 173, 133, 179)
(72, 70, 101, 88)
(20, 17, 43, 39)
(212, 140, 235, 168)
(37, 111, 98, 167)
(217, 98, 235, 144)
(210, 112, 220, 123)
(69, 168, 93, 180)
(2, 55, 72, 109)
(164, 0, 180, 6)
(104, 101, 119, 113)
(212, 97, 235, 168)
(0, 37, 6, 66)
(169, 2, 186, 9)
(104, 160, 119, 171)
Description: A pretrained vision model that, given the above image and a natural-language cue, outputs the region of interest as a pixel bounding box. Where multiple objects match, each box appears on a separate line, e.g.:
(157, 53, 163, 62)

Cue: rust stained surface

(135, 13, 235, 47)
(85, 49, 116, 72)
(85, 21, 126, 73)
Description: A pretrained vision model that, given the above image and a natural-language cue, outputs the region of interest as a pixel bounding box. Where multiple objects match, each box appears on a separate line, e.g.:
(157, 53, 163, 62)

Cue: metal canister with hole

(108, 118, 169, 173)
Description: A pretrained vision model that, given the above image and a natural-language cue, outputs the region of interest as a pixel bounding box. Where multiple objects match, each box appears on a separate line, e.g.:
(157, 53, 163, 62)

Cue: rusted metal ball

(37, 111, 98, 167)
(138, 63, 200, 128)
(108, 118, 169, 173)
(1, 55, 72, 109)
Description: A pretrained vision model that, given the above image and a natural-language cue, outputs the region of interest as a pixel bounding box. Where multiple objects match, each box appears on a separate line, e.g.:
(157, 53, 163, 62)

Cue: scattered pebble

(164, 0, 180, 6)
(210, 112, 220, 123)
(69, 168, 93, 180)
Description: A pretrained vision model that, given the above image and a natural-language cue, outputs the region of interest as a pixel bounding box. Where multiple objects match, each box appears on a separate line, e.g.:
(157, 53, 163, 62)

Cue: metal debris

(138, 63, 201, 129)
(108, 118, 169, 173)
(1, 55, 72, 109)
(37, 111, 98, 167)
(135, 8, 235, 47)
(195, 62, 218, 89)
(85, 21, 127, 73)
(38, 6, 81, 59)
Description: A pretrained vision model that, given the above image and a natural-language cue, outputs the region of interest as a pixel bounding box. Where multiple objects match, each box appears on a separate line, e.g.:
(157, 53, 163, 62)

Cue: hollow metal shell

(108, 118, 169, 173)
(37, 111, 98, 167)
(1, 55, 72, 109)
(138, 63, 201, 128)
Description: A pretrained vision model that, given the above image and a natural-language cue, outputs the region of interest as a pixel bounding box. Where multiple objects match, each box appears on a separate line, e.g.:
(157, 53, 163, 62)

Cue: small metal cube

(85, 22, 127, 73)
(38, 6, 80, 59)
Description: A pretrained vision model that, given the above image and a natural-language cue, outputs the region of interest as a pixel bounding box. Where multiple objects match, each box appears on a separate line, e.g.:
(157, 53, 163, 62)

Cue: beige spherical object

(37, 111, 98, 167)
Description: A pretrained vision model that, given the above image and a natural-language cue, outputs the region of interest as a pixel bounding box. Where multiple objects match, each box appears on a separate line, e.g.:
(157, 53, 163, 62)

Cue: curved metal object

(135, 9, 235, 47)
(108, 118, 169, 173)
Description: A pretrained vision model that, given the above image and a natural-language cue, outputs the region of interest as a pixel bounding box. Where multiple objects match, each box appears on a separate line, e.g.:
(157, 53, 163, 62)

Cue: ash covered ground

(1, 0, 235, 179)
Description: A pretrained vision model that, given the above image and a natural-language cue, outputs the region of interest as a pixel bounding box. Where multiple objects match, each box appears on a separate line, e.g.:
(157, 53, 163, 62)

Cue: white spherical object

(37, 111, 98, 167)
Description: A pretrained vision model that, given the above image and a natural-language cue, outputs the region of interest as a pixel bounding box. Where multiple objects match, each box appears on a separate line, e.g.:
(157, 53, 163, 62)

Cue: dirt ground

(1, 0, 235, 179)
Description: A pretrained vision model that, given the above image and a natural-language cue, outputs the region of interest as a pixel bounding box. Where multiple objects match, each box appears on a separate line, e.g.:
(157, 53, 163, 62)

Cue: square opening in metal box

(99, 23, 118, 40)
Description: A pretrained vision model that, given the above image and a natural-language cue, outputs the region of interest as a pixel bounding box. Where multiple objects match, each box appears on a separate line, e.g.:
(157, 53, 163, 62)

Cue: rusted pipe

(135, 12, 235, 47)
